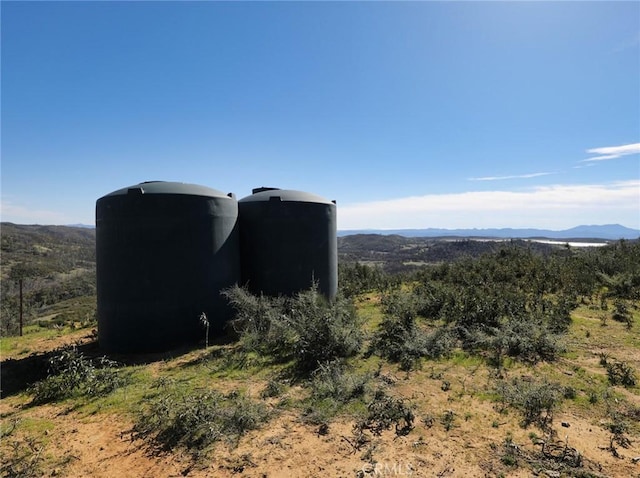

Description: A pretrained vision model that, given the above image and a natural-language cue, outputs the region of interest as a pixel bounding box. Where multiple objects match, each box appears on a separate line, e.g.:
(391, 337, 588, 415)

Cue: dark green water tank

(96, 181, 240, 353)
(238, 187, 337, 299)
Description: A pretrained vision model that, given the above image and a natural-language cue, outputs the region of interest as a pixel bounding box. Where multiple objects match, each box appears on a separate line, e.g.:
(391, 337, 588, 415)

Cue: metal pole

(19, 279, 23, 337)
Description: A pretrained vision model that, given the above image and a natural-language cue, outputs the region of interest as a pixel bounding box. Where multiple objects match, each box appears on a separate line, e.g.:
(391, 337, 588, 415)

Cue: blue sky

(2, 1, 639, 230)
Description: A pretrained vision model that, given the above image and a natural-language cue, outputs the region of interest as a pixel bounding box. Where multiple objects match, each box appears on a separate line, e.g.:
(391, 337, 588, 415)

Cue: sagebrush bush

(604, 360, 637, 387)
(0, 436, 44, 478)
(440, 409, 456, 432)
(133, 389, 270, 452)
(260, 379, 285, 399)
(369, 314, 426, 371)
(287, 287, 363, 373)
(355, 389, 415, 436)
(423, 326, 457, 359)
(370, 290, 458, 370)
(29, 346, 126, 405)
(302, 361, 371, 426)
(496, 378, 564, 428)
(469, 316, 565, 366)
(414, 282, 450, 319)
(338, 262, 399, 297)
(380, 290, 422, 324)
(611, 300, 633, 329)
(222, 286, 291, 359)
(369, 291, 427, 371)
(224, 285, 363, 375)
(309, 360, 370, 404)
(410, 246, 583, 365)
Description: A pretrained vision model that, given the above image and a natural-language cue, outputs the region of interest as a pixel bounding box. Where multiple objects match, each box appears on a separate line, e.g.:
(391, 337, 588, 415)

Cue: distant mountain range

(66, 223, 95, 229)
(35, 223, 640, 240)
(338, 224, 640, 240)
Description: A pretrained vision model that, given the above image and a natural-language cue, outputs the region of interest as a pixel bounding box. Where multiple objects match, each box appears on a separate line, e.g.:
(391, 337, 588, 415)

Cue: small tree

(611, 300, 633, 329)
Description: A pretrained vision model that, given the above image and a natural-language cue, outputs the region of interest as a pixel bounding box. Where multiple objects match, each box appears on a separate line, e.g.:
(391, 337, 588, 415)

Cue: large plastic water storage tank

(238, 187, 337, 299)
(96, 181, 240, 353)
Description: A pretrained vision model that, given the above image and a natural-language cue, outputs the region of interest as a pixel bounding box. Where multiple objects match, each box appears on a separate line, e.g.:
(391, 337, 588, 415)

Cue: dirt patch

(3, 378, 639, 478)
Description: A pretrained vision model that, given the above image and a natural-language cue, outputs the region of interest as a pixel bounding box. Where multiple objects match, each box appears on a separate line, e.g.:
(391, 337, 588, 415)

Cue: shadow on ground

(0, 334, 237, 398)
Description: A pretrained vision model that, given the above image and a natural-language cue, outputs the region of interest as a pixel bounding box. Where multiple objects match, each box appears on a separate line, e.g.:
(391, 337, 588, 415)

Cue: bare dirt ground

(2, 396, 638, 478)
(2, 315, 639, 478)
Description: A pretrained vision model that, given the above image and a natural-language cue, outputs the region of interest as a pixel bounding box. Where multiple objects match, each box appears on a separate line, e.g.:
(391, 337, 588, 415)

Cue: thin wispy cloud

(582, 143, 640, 162)
(339, 181, 640, 230)
(469, 172, 554, 181)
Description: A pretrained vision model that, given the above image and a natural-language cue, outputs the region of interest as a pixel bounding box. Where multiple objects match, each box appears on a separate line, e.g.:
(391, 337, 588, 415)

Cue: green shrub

(496, 378, 564, 428)
(260, 379, 286, 399)
(0, 437, 45, 478)
(309, 361, 370, 404)
(605, 360, 637, 387)
(133, 389, 270, 452)
(224, 285, 363, 376)
(338, 262, 398, 297)
(606, 413, 632, 449)
(500, 436, 519, 467)
(369, 291, 427, 371)
(440, 409, 456, 431)
(301, 361, 371, 426)
(611, 300, 633, 329)
(423, 326, 457, 359)
(463, 311, 566, 369)
(355, 389, 414, 436)
(286, 288, 363, 374)
(370, 289, 457, 369)
(222, 286, 291, 359)
(414, 282, 450, 319)
(29, 346, 127, 405)
(369, 314, 426, 371)
(563, 386, 577, 400)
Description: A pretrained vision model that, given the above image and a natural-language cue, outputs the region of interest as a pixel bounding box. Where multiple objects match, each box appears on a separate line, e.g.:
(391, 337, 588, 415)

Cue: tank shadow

(1, 340, 100, 398)
(0, 334, 236, 399)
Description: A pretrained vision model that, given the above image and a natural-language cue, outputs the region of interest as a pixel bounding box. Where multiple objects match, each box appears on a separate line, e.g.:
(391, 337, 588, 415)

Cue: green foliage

(222, 286, 290, 358)
(355, 389, 414, 436)
(369, 291, 426, 371)
(414, 281, 450, 319)
(406, 245, 587, 365)
(591, 240, 640, 300)
(606, 412, 632, 449)
(0, 436, 45, 478)
(414, 240, 640, 311)
(496, 378, 564, 428)
(469, 316, 565, 367)
(260, 379, 286, 399)
(309, 361, 370, 404)
(423, 326, 457, 360)
(338, 262, 399, 297)
(603, 360, 637, 387)
(500, 436, 519, 467)
(0, 269, 96, 336)
(369, 290, 459, 370)
(287, 287, 363, 374)
(440, 409, 456, 431)
(29, 346, 127, 405)
(1, 224, 96, 337)
(302, 361, 371, 425)
(224, 285, 363, 375)
(611, 300, 633, 329)
(132, 389, 271, 453)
